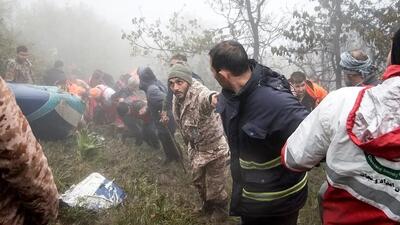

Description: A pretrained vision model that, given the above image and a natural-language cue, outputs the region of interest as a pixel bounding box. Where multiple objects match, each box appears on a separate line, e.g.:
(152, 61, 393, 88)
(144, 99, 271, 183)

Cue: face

(16, 51, 29, 63)
(293, 81, 306, 98)
(168, 77, 190, 100)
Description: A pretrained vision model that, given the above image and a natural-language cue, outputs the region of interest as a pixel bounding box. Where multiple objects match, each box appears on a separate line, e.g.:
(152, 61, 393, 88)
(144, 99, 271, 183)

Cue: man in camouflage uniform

(0, 77, 59, 224)
(163, 64, 230, 222)
(3, 45, 34, 83)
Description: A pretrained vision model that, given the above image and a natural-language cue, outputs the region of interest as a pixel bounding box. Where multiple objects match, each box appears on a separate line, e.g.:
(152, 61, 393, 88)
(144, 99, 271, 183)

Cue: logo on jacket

(365, 153, 400, 180)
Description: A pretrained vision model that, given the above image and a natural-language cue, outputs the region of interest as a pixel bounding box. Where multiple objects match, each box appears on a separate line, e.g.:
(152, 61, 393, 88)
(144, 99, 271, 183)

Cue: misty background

(1, 0, 399, 90)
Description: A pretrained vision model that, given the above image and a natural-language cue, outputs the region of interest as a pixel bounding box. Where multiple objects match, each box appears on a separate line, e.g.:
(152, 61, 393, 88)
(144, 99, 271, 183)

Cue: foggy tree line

(0, 0, 133, 81)
(124, 0, 400, 90)
(1, 0, 400, 90)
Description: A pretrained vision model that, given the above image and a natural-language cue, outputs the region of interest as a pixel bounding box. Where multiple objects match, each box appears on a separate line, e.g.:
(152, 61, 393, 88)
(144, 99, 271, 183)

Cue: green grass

(42, 127, 325, 225)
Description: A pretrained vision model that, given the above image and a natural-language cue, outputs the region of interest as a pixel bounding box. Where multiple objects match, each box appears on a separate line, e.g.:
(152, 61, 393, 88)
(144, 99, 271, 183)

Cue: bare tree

(207, 0, 287, 63)
(122, 12, 223, 62)
(274, 0, 400, 89)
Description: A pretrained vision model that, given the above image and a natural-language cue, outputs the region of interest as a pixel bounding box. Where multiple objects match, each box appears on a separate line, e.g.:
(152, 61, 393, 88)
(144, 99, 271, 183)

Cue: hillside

(43, 126, 324, 225)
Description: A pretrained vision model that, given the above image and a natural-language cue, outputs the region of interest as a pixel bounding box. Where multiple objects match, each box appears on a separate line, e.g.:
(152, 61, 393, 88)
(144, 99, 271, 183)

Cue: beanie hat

(168, 64, 192, 85)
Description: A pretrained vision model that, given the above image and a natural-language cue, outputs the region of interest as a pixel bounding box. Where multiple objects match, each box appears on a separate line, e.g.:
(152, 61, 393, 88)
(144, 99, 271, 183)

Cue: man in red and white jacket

(282, 27, 400, 225)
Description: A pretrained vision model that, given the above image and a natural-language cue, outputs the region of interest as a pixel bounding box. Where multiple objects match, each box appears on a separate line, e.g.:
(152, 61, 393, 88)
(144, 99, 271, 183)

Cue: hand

(211, 93, 219, 108)
(159, 110, 169, 125)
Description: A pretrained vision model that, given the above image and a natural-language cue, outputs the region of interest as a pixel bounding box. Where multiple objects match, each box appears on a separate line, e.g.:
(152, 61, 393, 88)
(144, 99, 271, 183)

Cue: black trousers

(142, 122, 160, 149)
(241, 210, 299, 225)
(156, 126, 180, 161)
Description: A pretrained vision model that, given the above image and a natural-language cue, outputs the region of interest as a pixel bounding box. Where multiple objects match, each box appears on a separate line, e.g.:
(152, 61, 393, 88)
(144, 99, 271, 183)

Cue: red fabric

(102, 103, 117, 124)
(346, 86, 400, 160)
(115, 116, 125, 128)
(323, 184, 397, 225)
(382, 65, 400, 80)
(84, 98, 97, 122)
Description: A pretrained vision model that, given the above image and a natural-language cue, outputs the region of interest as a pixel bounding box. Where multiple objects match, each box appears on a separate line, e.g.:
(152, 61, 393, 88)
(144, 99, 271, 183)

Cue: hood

(346, 65, 400, 160)
(138, 67, 157, 91)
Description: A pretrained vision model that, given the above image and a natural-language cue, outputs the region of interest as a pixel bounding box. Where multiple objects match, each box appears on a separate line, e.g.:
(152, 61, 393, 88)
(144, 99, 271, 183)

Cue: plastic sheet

(61, 172, 126, 210)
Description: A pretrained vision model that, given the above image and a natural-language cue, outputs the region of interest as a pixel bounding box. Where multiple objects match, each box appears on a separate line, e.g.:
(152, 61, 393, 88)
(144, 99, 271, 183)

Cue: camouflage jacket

(3, 58, 34, 83)
(172, 80, 229, 167)
(0, 78, 58, 225)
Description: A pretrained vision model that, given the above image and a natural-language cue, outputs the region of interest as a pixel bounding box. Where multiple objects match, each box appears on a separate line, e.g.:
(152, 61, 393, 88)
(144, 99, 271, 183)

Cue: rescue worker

(89, 84, 116, 124)
(163, 64, 230, 222)
(3, 45, 34, 83)
(289, 71, 328, 112)
(340, 49, 380, 86)
(43, 60, 66, 86)
(162, 53, 204, 116)
(89, 69, 115, 88)
(112, 76, 145, 100)
(114, 73, 131, 93)
(0, 77, 59, 224)
(65, 78, 90, 98)
(209, 40, 309, 225)
(115, 75, 157, 148)
(282, 27, 400, 225)
(138, 66, 180, 164)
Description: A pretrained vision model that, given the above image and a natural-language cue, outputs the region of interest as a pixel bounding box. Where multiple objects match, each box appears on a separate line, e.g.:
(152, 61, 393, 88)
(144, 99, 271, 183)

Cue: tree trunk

(332, 0, 343, 89)
(245, 0, 260, 61)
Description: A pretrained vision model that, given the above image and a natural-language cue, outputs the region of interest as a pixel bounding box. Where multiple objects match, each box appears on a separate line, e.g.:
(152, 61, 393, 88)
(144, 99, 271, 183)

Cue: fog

(2, 0, 398, 90)
(4, 0, 303, 85)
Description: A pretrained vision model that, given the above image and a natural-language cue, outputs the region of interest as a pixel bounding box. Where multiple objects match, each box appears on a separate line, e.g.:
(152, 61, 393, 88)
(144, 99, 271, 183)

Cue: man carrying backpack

(209, 40, 309, 224)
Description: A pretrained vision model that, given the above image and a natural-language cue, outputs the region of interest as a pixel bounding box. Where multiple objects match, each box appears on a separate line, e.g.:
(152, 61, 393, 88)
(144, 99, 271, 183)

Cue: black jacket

(216, 60, 309, 217)
(43, 67, 66, 85)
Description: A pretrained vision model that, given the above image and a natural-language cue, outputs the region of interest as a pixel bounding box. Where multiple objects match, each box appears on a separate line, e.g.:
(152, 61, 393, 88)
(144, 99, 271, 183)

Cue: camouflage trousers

(191, 154, 229, 204)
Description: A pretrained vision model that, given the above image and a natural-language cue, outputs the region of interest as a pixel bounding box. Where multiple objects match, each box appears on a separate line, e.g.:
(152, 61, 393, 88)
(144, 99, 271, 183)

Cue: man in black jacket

(43, 60, 66, 85)
(138, 66, 180, 164)
(209, 40, 309, 225)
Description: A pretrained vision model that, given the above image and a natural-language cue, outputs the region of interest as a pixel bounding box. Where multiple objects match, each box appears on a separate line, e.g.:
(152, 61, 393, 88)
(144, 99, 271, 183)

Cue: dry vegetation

(42, 126, 325, 225)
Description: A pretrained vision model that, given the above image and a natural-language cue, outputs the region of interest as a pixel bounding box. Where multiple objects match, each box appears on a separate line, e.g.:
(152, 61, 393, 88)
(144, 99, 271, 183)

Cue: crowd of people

(1, 26, 400, 225)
